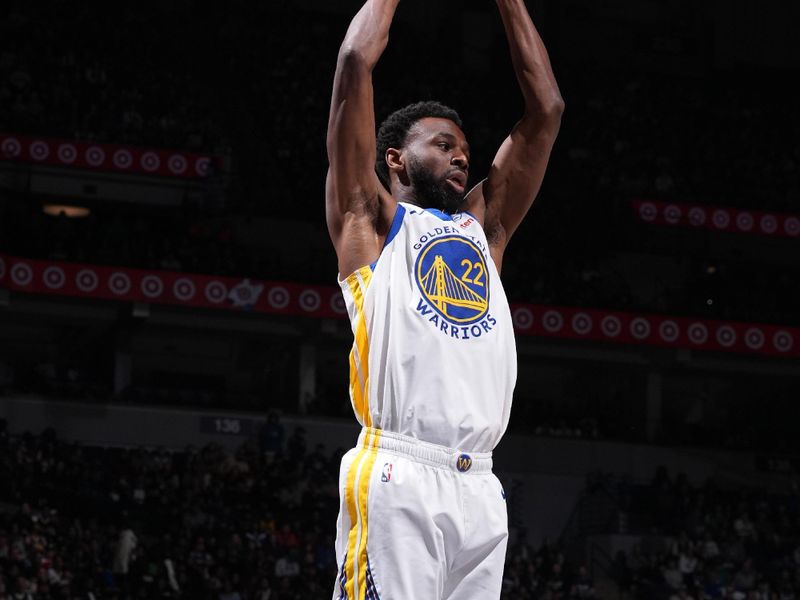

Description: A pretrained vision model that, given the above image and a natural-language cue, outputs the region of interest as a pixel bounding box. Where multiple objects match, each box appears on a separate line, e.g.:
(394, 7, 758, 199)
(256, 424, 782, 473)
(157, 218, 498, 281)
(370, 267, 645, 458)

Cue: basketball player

(326, 0, 562, 598)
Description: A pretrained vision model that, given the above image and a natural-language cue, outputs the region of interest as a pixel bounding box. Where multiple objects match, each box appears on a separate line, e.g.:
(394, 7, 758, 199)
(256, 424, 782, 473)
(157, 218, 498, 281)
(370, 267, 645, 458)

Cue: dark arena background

(1, 1, 800, 598)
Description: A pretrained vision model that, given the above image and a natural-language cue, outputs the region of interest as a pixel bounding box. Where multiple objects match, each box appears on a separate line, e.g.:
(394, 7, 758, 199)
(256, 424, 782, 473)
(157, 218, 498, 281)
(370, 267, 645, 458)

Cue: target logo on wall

(687, 323, 708, 345)
(630, 317, 651, 340)
(638, 202, 658, 223)
(571, 312, 592, 335)
(773, 331, 794, 353)
(168, 154, 187, 175)
(85, 146, 106, 167)
(113, 149, 133, 169)
(688, 207, 706, 226)
(195, 157, 211, 176)
(542, 310, 563, 333)
(43, 266, 66, 289)
(663, 205, 681, 225)
(2, 137, 22, 158)
(658, 320, 680, 342)
(711, 209, 730, 229)
(173, 278, 196, 301)
(715, 325, 737, 348)
(744, 328, 765, 350)
(140, 275, 164, 299)
(299, 289, 321, 312)
(512, 307, 534, 331)
(760, 214, 778, 234)
(735, 212, 754, 232)
(330, 293, 347, 315)
(108, 272, 131, 295)
(75, 269, 99, 292)
(57, 143, 77, 164)
(204, 281, 228, 304)
(11, 262, 33, 286)
(600, 315, 622, 338)
(784, 217, 800, 237)
(29, 140, 50, 161)
(140, 152, 160, 172)
(267, 286, 290, 309)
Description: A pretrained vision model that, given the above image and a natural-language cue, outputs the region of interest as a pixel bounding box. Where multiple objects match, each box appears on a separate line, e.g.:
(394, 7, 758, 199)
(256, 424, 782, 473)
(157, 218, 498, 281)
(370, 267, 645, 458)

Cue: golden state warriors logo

(456, 454, 472, 473)
(415, 236, 489, 325)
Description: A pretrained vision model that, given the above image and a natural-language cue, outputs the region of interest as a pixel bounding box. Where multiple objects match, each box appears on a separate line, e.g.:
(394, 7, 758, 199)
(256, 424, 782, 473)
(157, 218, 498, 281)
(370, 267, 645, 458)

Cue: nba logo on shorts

(381, 462, 393, 482)
(456, 454, 472, 473)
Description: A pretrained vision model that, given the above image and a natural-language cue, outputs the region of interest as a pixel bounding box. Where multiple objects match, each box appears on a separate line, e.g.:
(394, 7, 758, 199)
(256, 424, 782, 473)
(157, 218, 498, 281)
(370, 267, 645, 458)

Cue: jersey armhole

(337, 203, 406, 283)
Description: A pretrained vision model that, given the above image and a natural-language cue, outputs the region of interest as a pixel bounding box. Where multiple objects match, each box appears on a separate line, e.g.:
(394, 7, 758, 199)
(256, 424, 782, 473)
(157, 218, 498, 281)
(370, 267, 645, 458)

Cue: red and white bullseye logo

(57, 143, 77, 164)
(744, 327, 765, 350)
(330, 293, 347, 315)
(204, 281, 227, 304)
(571, 312, 592, 335)
(711, 209, 730, 229)
(11, 262, 33, 286)
(688, 207, 706, 226)
(141, 152, 160, 172)
(658, 320, 680, 342)
(29, 140, 50, 161)
(140, 275, 164, 299)
(735, 212, 754, 232)
(784, 217, 800, 237)
(108, 272, 131, 295)
(43, 266, 66, 289)
(760, 214, 778, 234)
(299, 290, 321, 312)
(76, 269, 99, 292)
(267, 287, 290, 309)
(630, 317, 651, 340)
(600, 315, 622, 338)
(638, 202, 657, 223)
(688, 323, 708, 345)
(663, 205, 681, 225)
(773, 331, 793, 353)
(195, 157, 211, 176)
(512, 307, 534, 331)
(715, 325, 736, 348)
(2, 137, 22, 158)
(168, 154, 187, 175)
(113, 149, 133, 169)
(85, 146, 106, 167)
(173, 278, 196, 301)
(542, 310, 563, 333)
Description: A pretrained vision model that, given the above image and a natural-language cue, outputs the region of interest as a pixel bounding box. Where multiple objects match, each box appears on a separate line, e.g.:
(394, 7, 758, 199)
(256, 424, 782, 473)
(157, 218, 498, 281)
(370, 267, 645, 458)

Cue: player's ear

(386, 147, 403, 171)
(386, 148, 409, 186)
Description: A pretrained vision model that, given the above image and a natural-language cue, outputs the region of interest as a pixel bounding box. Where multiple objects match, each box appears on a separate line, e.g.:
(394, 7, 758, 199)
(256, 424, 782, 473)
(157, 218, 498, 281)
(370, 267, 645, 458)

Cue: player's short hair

(376, 100, 462, 191)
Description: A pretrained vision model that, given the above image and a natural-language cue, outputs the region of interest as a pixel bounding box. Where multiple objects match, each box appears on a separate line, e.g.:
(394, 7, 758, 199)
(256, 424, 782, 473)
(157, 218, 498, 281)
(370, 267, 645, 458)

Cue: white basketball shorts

(332, 427, 508, 600)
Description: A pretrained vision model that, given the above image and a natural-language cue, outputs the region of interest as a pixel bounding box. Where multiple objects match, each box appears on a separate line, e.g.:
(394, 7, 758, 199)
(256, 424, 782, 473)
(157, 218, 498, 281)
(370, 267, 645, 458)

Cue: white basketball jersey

(339, 202, 517, 452)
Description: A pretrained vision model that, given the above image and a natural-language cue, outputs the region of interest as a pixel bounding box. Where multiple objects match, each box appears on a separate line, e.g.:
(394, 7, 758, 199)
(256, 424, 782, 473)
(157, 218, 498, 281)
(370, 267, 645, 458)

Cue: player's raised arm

(466, 0, 564, 267)
(326, 0, 401, 277)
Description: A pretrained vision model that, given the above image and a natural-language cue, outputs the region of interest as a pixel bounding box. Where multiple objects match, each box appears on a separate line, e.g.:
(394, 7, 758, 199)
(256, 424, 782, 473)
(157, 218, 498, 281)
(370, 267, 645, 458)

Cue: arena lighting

(42, 204, 91, 218)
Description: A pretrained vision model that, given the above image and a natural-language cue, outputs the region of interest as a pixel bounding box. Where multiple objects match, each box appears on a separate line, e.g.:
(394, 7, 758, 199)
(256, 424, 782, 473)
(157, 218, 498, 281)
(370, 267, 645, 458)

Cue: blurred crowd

(611, 467, 800, 599)
(0, 421, 599, 599)
(5, 422, 800, 599)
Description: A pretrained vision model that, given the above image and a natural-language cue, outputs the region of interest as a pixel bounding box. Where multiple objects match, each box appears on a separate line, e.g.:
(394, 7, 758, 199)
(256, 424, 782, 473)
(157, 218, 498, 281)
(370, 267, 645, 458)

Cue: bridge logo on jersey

(414, 236, 489, 325)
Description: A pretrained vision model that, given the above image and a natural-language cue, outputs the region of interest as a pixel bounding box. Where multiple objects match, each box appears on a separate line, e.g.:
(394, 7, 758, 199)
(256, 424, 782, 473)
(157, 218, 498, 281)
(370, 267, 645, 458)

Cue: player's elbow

(337, 45, 373, 73)
(539, 93, 565, 120)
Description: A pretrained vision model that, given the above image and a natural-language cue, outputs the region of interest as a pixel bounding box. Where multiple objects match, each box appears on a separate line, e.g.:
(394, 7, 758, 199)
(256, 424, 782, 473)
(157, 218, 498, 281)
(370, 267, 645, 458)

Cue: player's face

(404, 117, 470, 213)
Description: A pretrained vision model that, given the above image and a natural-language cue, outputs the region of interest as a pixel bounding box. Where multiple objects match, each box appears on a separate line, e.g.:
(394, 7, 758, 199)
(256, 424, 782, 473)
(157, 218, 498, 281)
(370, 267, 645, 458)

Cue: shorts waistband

(357, 427, 492, 474)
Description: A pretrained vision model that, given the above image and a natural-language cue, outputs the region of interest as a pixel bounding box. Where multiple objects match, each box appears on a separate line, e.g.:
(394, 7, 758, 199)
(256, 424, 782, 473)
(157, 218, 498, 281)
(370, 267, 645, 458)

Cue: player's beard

(407, 157, 465, 214)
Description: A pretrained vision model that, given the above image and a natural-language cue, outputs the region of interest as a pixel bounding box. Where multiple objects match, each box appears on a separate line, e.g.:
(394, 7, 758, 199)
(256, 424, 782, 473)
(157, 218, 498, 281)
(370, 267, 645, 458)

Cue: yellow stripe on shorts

(344, 429, 381, 600)
(346, 266, 373, 428)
